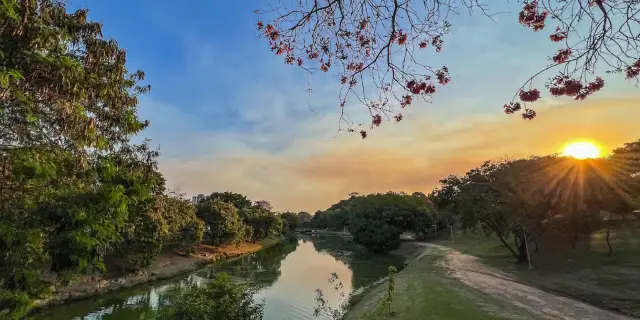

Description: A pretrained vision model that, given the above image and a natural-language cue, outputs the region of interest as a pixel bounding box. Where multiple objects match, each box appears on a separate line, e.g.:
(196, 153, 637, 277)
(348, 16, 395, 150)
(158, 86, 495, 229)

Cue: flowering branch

(504, 0, 639, 120)
(256, 0, 493, 138)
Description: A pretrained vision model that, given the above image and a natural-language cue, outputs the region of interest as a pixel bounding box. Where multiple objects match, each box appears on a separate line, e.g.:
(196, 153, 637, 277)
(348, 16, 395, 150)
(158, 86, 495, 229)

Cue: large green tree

(280, 211, 299, 232)
(196, 200, 247, 246)
(346, 193, 433, 252)
(204, 192, 252, 210)
(433, 158, 557, 263)
(0, 1, 168, 317)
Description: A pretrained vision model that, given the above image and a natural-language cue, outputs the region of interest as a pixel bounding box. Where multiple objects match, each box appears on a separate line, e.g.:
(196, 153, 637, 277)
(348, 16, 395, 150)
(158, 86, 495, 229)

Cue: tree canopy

(347, 192, 433, 252)
(0, 1, 208, 316)
(315, 192, 434, 252)
(431, 143, 640, 263)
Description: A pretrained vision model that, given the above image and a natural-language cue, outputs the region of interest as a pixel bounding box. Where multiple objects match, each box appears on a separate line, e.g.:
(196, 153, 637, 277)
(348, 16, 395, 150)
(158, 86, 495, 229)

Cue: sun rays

(562, 141, 602, 160)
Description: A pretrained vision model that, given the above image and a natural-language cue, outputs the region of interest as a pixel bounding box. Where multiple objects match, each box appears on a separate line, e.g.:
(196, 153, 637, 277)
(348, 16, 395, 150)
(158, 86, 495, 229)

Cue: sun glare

(562, 141, 602, 160)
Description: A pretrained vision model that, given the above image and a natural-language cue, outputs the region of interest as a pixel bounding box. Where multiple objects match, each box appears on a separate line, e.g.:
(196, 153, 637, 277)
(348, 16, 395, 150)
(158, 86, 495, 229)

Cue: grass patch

(433, 226, 640, 317)
(345, 247, 539, 320)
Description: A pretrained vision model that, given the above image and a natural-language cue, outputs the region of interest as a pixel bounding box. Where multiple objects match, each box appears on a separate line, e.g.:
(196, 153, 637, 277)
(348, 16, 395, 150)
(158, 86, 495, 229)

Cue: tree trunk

(568, 224, 578, 249)
(495, 229, 520, 262)
(513, 231, 528, 264)
(606, 226, 613, 256)
(524, 230, 532, 269)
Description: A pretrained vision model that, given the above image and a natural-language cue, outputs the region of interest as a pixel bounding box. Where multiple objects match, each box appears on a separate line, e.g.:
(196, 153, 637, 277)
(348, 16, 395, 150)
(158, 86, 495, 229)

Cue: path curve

(417, 242, 634, 320)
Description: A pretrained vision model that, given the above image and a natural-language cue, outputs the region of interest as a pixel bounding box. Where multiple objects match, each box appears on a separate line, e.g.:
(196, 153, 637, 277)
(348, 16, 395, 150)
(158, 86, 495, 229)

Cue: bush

(158, 273, 264, 320)
(0, 288, 35, 320)
(197, 200, 246, 246)
(346, 193, 433, 252)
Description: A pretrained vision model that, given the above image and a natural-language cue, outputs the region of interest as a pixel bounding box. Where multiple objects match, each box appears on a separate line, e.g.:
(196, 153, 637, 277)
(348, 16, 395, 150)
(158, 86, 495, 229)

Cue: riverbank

(345, 242, 539, 320)
(32, 237, 283, 312)
(434, 228, 640, 317)
(346, 242, 632, 320)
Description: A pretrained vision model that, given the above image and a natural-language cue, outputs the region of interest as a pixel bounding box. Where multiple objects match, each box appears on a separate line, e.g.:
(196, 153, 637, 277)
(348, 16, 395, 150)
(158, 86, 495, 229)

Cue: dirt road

(420, 243, 634, 320)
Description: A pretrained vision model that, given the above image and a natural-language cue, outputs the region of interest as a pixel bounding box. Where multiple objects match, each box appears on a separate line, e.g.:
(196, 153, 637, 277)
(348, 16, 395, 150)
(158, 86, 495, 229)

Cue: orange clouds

(161, 97, 640, 213)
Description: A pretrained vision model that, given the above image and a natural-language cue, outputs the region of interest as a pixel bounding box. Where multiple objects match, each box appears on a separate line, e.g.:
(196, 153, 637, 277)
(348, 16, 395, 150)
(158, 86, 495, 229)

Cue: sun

(561, 141, 602, 160)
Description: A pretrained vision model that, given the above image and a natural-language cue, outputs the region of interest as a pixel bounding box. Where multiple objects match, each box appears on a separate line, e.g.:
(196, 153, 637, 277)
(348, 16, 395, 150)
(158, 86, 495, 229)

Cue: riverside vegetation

(0, 1, 287, 318)
(3, 0, 640, 319)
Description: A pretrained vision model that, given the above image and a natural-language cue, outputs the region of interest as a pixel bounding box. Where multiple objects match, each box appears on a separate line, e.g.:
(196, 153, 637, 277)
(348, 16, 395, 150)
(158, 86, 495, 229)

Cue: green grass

(345, 246, 539, 320)
(433, 225, 640, 317)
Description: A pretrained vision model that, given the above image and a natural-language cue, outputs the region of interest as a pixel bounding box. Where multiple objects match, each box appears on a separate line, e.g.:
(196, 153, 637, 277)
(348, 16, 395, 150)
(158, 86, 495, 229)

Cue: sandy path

(419, 243, 634, 320)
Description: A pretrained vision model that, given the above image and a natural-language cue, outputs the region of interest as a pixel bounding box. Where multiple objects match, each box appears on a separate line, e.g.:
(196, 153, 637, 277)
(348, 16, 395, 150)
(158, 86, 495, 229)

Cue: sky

(71, 0, 640, 213)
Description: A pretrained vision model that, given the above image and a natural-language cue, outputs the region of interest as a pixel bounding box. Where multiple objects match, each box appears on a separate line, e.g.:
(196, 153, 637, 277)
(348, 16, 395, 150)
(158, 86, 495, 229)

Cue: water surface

(32, 235, 405, 320)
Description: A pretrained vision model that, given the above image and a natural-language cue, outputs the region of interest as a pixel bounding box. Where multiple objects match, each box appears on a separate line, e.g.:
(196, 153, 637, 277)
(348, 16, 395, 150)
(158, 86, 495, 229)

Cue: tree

(1, 1, 159, 315)
(254, 200, 273, 211)
(433, 158, 557, 263)
(298, 211, 313, 223)
(205, 192, 252, 211)
(346, 193, 433, 252)
(610, 139, 640, 204)
(257, 1, 639, 137)
(196, 200, 246, 246)
(1, 0, 150, 152)
(157, 273, 264, 320)
(280, 211, 300, 232)
(243, 208, 284, 241)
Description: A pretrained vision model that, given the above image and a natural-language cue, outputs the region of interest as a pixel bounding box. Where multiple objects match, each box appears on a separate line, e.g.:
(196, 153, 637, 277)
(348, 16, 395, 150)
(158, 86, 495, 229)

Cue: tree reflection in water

(30, 235, 404, 320)
(304, 235, 405, 289)
(208, 237, 300, 288)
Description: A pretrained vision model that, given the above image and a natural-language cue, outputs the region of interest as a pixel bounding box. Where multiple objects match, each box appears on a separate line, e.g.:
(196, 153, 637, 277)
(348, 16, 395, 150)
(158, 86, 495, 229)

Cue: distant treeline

(300, 139, 640, 261)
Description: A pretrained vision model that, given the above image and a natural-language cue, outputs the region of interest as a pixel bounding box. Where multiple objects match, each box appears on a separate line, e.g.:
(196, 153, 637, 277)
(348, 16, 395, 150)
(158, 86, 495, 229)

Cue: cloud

(154, 95, 640, 213)
(131, 1, 640, 213)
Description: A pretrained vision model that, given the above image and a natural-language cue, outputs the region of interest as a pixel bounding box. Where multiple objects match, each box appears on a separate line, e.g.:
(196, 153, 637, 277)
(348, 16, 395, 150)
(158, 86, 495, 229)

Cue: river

(31, 235, 406, 320)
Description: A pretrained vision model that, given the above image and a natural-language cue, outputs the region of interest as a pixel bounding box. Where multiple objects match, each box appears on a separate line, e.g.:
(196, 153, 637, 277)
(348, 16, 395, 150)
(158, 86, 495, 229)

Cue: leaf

(1, 0, 19, 20)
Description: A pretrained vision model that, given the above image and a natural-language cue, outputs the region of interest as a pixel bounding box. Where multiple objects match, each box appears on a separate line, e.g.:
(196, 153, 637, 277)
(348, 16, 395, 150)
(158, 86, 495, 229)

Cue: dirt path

(420, 242, 634, 320)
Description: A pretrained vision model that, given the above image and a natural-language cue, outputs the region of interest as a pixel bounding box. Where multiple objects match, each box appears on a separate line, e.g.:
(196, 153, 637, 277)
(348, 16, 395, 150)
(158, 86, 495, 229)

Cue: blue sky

(70, 0, 640, 212)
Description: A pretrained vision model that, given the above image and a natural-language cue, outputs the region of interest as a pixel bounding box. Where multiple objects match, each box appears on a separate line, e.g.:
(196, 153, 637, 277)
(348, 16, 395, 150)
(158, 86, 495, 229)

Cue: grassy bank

(433, 226, 640, 317)
(345, 243, 538, 320)
(32, 236, 283, 312)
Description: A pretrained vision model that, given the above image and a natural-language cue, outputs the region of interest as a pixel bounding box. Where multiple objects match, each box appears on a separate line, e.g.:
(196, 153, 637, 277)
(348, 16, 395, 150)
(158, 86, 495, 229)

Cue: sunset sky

(72, 0, 640, 212)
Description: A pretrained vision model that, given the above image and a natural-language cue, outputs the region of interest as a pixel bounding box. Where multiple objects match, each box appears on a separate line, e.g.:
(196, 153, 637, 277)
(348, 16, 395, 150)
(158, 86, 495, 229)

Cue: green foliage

(156, 194, 204, 252)
(157, 273, 264, 320)
(1, 0, 150, 152)
(314, 265, 397, 320)
(431, 149, 640, 263)
(200, 192, 284, 242)
(362, 266, 397, 320)
(241, 206, 284, 241)
(298, 211, 312, 223)
(280, 211, 300, 232)
(313, 272, 351, 320)
(347, 193, 433, 252)
(0, 286, 35, 320)
(197, 200, 247, 246)
(0, 1, 205, 316)
(204, 192, 252, 210)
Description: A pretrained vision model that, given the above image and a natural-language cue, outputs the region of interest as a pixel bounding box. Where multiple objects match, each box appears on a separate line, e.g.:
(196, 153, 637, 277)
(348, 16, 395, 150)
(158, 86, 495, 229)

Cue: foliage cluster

(430, 139, 640, 263)
(0, 1, 206, 317)
(306, 192, 433, 252)
(195, 192, 285, 246)
(157, 273, 264, 320)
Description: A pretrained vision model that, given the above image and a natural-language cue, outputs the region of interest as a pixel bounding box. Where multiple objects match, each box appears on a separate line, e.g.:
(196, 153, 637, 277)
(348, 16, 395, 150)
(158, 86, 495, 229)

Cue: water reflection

(306, 235, 406, 289)
(31, 235, 405, 320)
